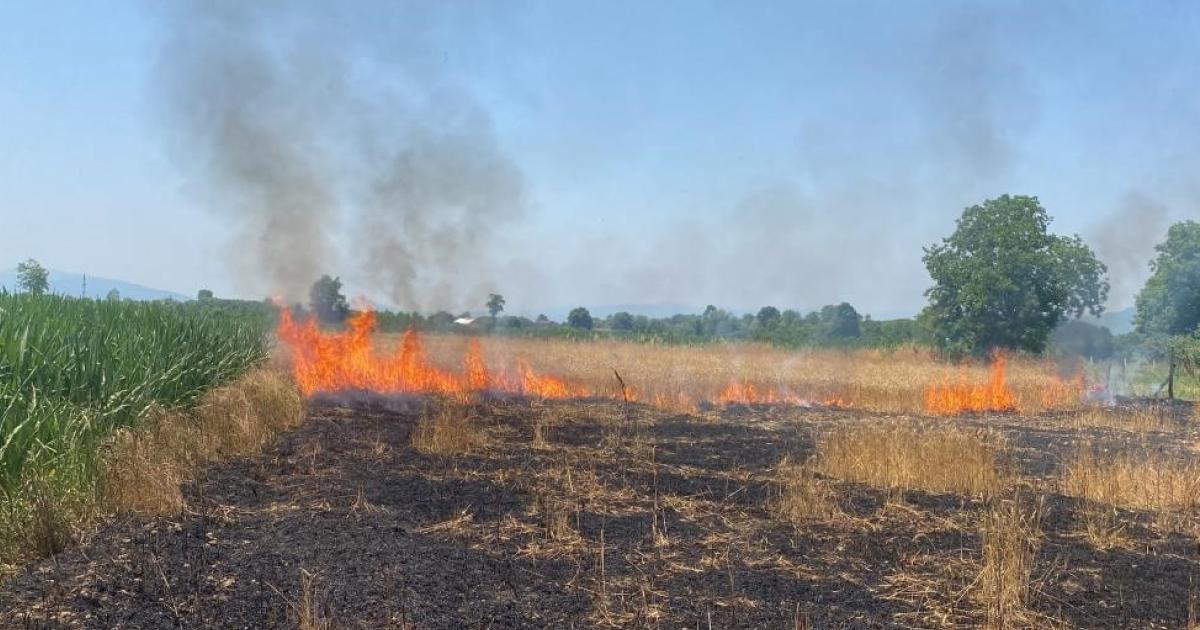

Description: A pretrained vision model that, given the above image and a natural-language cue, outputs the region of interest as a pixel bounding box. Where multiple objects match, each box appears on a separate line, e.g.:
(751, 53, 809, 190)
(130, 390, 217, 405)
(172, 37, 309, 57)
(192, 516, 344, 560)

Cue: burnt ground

(2, 398, 1199, 629)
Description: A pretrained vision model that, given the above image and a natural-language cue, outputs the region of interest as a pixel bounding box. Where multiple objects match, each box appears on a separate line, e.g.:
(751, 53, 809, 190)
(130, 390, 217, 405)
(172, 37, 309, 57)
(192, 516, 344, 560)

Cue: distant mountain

(1098, 306, 1136, 335)
(1079, 306, 1135, 335)
(0, 268, 189, 302)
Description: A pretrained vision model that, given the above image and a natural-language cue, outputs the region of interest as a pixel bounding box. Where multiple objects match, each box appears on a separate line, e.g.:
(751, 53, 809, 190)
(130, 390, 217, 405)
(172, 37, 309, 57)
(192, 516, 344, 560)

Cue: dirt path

(1, 399, 1197, 628)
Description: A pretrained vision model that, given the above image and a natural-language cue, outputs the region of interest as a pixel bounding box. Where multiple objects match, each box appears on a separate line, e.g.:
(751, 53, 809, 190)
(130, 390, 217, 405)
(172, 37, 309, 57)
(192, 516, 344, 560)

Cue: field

(0, 294, 285, 570)
(3, 326, 1199, 628)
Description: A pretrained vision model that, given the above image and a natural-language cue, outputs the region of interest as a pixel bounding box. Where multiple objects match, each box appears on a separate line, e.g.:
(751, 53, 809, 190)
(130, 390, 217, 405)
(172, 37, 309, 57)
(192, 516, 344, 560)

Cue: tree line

(11, 194, 1200, 364)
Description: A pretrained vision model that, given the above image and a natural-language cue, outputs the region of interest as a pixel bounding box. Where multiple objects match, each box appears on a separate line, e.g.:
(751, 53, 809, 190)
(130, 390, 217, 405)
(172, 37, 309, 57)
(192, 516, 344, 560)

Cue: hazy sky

(1, 1, 1197, 318)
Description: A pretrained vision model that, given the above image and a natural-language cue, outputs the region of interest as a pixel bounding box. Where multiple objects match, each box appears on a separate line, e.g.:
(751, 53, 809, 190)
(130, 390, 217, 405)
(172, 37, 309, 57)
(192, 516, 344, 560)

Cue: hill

(0, 268, 188, 301)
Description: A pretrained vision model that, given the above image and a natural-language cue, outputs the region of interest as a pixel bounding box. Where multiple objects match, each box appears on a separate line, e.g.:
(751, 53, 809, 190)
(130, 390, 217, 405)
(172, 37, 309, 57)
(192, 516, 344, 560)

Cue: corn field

(0, 293, 269, 495)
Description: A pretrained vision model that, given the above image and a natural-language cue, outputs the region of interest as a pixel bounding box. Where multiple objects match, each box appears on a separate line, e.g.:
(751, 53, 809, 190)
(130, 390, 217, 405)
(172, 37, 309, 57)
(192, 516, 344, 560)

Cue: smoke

(607, 5, 1039, 318)
(155, 1, 523, 308)
(1088, 191, 1171, 309)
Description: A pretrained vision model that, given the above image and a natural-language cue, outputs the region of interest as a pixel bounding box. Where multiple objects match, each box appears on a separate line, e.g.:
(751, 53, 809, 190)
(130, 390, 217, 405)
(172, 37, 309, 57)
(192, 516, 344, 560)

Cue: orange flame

(1040, 368, 1087, 410)
(276, 308, 854, 411)
(277, 309, 593, 400)
(923, 351, 1017, 415)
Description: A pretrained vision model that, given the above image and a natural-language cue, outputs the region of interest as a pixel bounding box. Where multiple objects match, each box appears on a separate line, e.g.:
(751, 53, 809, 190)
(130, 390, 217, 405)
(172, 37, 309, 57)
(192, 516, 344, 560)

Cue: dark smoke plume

(155, 2, 523, 307)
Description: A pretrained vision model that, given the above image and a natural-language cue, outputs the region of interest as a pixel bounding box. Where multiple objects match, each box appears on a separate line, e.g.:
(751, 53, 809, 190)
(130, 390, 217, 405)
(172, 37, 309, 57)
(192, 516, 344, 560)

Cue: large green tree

(1133, 221, 1200, 397)
(567, 307, 593, 330)
(922, 195, 1108, 356)
(309, 275, 349, 323)
(15, 258, 50, 295)
(1134, 221, 1200, 337)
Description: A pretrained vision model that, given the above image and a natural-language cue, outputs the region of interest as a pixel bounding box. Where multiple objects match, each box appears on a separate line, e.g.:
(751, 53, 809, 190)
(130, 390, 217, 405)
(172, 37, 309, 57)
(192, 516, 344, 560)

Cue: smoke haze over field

(3, 2, 1195, 317)
(156, 2, 525, 309)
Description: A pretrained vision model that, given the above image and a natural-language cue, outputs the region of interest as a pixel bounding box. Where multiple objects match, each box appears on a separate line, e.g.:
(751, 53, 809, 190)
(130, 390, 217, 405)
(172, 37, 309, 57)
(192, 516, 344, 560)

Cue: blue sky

(1, 1, 1197, 318)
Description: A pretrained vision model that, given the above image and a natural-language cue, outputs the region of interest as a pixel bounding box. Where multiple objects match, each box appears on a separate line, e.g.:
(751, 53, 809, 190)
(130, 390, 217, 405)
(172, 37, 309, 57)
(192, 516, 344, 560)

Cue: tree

(105, 288, 121, 301)
(922, 195, 1108, 356)
(309, 275, 349, 324)
(536, 314, 551, 324)
(567, 307, 594, 330)
(486, 293, 505, 320)
(818, 302, 861, 339)
(197, 288, 214, 300)
(756, 306, 781, 330)
(610, 311, 635, 331)
(16, 258, 49, 295)
(1135, 221, 1200, 337)
(1133, 221, 1200, 398)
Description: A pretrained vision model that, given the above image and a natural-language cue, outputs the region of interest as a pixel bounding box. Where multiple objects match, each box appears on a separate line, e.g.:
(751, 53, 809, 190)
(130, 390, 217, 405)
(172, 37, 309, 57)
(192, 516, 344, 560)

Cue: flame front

(277, 309, 586, 399)
(275, 309, 852, 410)
(922, 351, 1017, 415)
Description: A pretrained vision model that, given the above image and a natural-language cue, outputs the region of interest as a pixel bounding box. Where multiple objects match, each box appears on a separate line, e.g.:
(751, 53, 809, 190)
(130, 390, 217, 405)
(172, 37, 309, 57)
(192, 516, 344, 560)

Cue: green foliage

(567, 307, 594, 330)
(818, 303, 860, 339)
(105, 288, 120, 301)
(486, 293, 505, 319)
(609, 311, 635, 331)
(0, 293, 269, 494)
(197, 288, 214, 300)
(1134, 221, 1200, 337)
(756, 306, 781, 330)
(922, 195, 1109, 356)
(15, 259, 49, 295)
(309, 275, 349, 324)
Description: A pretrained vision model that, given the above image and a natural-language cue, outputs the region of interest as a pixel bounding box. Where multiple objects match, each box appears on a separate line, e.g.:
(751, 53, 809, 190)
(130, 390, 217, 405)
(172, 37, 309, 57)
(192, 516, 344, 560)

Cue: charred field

(2, 391, 1199, 629)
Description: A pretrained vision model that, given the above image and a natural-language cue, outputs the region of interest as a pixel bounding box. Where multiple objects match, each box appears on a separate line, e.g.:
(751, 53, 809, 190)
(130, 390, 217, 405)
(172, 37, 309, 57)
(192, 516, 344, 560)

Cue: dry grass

(102, 368, 305, 513)
(813, 422, 1007, 496)
(976, 496, 1046, 629)
(773, 457, 841, 523)
(1068, 406, 1172, 432)
(384, 334, 1082, 415)
(1062, 443, 1200, 511)
(411, 403, 479, 455)
(0, 368, 303, 576)
(286, 569, 335, 630)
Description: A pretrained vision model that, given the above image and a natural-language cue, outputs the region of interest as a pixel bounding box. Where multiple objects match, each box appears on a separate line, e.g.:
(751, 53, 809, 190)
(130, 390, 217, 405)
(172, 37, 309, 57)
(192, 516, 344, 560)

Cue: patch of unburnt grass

(103, 368, 304, 514)
(1068, 406, 1172, 433)
(772, 456, 841, 523)
(814, 422, 1007, 497)
(1062, 442, 1200, 512)
(975, 495, 1048, 630)
(1, 368, 303, 574)
(411, 402, 480, 455)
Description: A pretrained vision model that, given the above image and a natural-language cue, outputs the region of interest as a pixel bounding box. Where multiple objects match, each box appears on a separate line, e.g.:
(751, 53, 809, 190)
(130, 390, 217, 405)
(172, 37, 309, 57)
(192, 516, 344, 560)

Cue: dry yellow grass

(1062, 443, 1200, 511)
(1, 368, 303, 576)
(773, 457, 840, 523)
(103, 368, 305, 513)
(394, 334, 1084, 415)
(977, 496, 1046, 629)
(411, 403, 479, 455)
(1068, 406, 1171, 432)
(814, 422, 1007, 496)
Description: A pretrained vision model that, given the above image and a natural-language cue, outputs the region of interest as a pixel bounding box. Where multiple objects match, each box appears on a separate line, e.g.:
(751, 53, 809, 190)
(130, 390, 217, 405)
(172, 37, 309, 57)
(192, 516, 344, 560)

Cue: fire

(1040, 368, 1087, 410)
(275, 308, 855, 411)
(923, 351, 1017, 415)
(277, 309, 592, 399)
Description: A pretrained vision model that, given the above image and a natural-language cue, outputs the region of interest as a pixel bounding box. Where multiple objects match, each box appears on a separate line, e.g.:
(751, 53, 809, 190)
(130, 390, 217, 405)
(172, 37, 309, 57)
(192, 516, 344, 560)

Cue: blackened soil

(1, 399, 1198, 629)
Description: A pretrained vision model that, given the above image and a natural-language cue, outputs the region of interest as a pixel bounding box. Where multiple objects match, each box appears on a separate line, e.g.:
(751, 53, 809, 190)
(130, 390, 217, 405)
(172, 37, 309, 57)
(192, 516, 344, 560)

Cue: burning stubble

(155, 2, 524, 307)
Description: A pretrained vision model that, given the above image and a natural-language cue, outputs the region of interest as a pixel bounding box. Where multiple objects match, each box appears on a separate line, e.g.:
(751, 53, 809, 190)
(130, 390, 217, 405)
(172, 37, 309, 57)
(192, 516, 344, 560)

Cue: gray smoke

(1089, 191, 1171, 309)
(609, 4, 1040, 317)
(155, 2, 523, 307)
